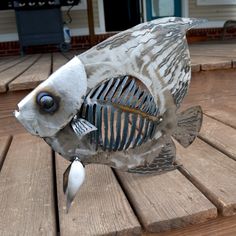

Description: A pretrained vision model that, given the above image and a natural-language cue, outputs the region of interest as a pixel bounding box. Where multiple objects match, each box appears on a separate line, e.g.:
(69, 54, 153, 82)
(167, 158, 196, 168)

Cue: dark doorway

(103, 0, 141, 31)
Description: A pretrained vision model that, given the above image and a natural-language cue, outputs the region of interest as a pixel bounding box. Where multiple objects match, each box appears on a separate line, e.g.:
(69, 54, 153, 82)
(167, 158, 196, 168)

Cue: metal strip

(118, 112, 129, 150)
(125, 113, 137, 149)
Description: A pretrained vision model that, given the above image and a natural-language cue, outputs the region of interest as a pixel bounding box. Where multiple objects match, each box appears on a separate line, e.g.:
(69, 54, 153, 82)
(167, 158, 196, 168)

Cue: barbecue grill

(0, 0, 80, 54)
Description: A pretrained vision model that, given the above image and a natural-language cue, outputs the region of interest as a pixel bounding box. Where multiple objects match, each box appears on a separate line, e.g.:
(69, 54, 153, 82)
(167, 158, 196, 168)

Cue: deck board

(56, 157, 141, 236)
(0, 90, 30, 119)
(0, 56, 26, 73)
(116, 170, 217, 233)
(204, 105, 236, 129)
(177, 138, 236, 216)
(144, 215, 236, 236)
(8, 54, 52, 91)
(0, 54, 40, 93)
(0, 136, 11, 170)
(0, 134, 56, 235)
(200, 115, 236, 161)
(52, 53, 69, 72)
(190, 55, 232, 70)
(0, 90, 31, 136)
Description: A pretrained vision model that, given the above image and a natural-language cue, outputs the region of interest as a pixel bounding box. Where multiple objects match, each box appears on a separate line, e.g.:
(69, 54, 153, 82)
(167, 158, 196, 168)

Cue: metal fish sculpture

(15, 17, 203, 212)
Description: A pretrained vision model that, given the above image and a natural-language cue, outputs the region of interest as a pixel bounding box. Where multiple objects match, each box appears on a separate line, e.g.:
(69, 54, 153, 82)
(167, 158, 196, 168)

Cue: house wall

(189, 0, 236, 21)
(0, 0, 100, 42)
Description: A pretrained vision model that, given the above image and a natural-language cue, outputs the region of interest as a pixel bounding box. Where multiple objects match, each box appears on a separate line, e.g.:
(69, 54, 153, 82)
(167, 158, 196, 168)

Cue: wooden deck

(0, 42, 236, 235)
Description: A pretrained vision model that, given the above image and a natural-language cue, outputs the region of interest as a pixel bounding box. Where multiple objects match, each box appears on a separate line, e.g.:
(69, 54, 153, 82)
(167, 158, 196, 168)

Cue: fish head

(15, 56, 88, 138)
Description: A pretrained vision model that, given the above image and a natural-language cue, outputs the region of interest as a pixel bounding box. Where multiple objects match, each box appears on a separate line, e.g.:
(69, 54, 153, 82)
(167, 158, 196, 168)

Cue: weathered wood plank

(56, 158, 141, 236)
(177, 138, 236, 216)
(0, 54, 40, 93)
(0, 116, 27, 136)
(199, 115, 236, 160)
(0, 136, 11, 170)
(0, 90, 30, 136)
(0, 90, 29, 119)
(52, 53, 68, 72)
(0, 56, 26, 73)
(143, 215, 236, 236)
(0, 134, 56, 235)
(182, 69, 236, 110)
(190, 56, 232, 71)
(9, 54, 51, 91)
(190, 64, 200, 72)
(116, 170, 217, 233)
(204, 105, 236, 130)
(189, 43, 236, 59)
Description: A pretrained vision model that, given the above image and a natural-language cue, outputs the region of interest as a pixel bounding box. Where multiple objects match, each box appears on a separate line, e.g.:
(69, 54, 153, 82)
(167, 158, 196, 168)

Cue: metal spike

(150, 122, 157, 138)
(113, 110, 122, 151)
(125, 113, 137, 149)
(95, 104, 102, 150)
(103, 106, 109, 150)
(113, 76, 129, 102)
(137, 92, 148, 109)
(109, 107, 115, 151)
(99, 78, 114, 100)
(86, 87, 97, 99)
(125, 81, 137, 106)
(92, 83, 106, 100)
(143, 120, 151, 143)
(106, 78, 121, 101)
(137, 119, 149, 146)
(142, 95, 152, 113)
(131, 88, 142, 108)
(87, 104, 95, 143)
(150, 103, 157, 116)
(133, 116, 144, 148)
(146, 121, 155, 141)
(118, 79, 136, 104)
(118, 112, 129, 151)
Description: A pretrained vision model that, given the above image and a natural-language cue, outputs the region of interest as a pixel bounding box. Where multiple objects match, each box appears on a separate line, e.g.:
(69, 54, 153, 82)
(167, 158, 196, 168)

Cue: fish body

(15, 17, 204, 211)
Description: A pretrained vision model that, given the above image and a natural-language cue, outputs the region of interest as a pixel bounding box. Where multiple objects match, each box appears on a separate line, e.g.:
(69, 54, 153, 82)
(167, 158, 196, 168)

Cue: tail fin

(172, 106, 203, 148)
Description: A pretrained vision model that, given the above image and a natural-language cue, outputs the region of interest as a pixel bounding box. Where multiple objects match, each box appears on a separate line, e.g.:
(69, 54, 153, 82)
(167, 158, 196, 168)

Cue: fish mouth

(14, 105, 21, 121)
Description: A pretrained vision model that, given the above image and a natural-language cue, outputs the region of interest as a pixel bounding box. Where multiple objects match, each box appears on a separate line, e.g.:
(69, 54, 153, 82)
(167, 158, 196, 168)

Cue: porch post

(87, 0, 95, 46)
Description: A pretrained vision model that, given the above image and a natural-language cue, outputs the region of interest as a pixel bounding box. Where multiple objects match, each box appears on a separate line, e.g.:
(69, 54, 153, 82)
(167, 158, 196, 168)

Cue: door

(103, 0, 140, 31)
(146, 0, 181, 21)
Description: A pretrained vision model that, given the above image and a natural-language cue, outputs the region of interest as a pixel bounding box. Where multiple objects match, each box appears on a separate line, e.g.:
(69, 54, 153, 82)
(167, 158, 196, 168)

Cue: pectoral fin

(71, 117, 97, 137)
(172, 106, 203, 148)
(128, 138, 177, 174)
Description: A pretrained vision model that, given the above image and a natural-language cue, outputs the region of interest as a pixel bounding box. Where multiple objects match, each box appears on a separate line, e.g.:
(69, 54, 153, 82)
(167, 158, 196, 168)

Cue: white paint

(97, 0, 106, 32)
(197, 0, 236, 5)
(180, 0, 226, 28)
(0, 33, 18, 42)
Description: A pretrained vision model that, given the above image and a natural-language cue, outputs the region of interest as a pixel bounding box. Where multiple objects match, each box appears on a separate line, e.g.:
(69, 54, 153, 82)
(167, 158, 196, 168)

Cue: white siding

(189, 0, 236, 20)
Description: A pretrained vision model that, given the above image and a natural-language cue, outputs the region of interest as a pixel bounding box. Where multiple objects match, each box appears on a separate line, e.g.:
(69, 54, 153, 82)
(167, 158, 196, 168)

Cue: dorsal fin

(79, 17, 205, 109)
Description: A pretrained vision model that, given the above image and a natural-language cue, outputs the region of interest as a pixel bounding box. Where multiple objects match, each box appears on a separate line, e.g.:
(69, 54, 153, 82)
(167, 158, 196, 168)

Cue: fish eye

(36, 92, 58, 113)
